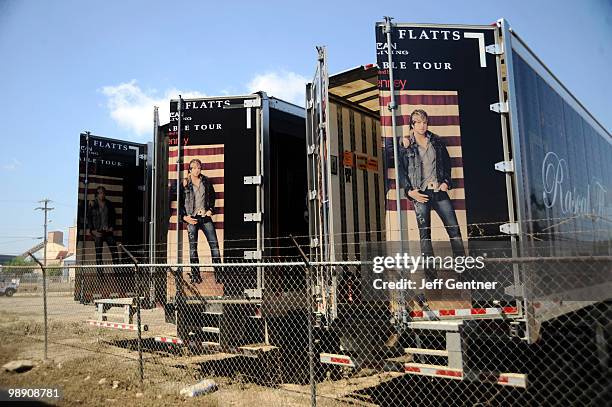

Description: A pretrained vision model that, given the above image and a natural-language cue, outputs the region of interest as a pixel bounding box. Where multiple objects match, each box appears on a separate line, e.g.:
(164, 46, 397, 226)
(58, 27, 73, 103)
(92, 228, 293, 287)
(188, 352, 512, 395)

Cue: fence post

(118, 244, 144, 385)
(27, 252, 47, 361)
(290, 235, 316, 407)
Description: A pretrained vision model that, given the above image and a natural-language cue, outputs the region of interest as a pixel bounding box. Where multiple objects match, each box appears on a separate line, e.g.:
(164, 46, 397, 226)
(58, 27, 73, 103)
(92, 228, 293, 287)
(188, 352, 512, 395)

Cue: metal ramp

(86, 297, 148, 331)
(168, 295, 278, 354)
(401, 320, 527, 388)
(320, 319, 528, 388)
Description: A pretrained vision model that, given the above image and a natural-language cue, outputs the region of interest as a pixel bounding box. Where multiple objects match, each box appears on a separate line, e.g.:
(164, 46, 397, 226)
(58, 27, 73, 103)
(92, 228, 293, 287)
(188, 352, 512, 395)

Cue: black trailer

(153, 93, 310, 370)
(75, 133, 150, 304)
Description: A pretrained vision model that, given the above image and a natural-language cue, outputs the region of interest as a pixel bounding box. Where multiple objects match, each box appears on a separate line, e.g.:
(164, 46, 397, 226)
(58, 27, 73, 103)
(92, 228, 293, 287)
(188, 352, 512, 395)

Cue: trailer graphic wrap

(329, 102, 384, 260)
(380, 90, 467, 241)
(75, 134, 147, 302)
(167, 97, 257, 297)
(375, 24, 508, 245)
(166, 144, 225, 296)
(307, 57, 386, 264)
(167, 145, 225, 258)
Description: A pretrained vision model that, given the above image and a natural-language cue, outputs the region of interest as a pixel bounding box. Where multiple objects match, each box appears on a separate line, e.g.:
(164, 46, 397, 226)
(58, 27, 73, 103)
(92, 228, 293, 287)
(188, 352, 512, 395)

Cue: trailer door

(375, 22, 521, 317)
(306, 47, 333, 263)
(167, 96, 261, 295)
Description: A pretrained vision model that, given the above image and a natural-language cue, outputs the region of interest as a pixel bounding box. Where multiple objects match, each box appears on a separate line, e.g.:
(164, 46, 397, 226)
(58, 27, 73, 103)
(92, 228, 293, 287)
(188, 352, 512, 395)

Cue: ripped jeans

(413, 190, 465, 259)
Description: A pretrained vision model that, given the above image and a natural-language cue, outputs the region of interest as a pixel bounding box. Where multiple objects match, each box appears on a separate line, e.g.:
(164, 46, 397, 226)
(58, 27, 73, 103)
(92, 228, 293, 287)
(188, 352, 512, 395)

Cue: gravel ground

(0, 295, 356, 406)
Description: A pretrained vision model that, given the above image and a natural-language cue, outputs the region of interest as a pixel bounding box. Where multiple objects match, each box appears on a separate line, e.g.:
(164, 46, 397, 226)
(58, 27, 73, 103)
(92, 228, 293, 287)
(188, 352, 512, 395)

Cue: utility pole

(35, 198, 54, 360)
(35, 199, 54, 267)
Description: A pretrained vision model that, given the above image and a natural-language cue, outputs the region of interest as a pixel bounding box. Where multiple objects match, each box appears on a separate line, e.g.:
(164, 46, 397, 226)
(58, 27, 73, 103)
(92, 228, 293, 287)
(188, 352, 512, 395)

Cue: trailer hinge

(244, 99, 261, 108)
(310, 238, 319, 248)
(485, 43, 503, 55)
(387, 101, 397, 111)
(494, 160, 514, 173)
(244, 251, 262, 260)
(318, 122, 326, 131)
(500, 222, 519, 235)
(244, 212, 262, 222)
(139, 153, 147, 161)
(307, 144, 316, 155)
(308, 190, 317, 200)
(243, 175, 262, 185)
(490, 102, 509, 114)
(307, 99, 314, 109)
(138, 185, 146, 191)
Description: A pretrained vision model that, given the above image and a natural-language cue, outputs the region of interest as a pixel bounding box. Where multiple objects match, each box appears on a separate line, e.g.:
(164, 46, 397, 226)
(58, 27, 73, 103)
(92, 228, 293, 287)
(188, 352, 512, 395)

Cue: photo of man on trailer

(75, 133, 148, 303)
(398, 108, 465, 265)
(180, 158, 221, 284)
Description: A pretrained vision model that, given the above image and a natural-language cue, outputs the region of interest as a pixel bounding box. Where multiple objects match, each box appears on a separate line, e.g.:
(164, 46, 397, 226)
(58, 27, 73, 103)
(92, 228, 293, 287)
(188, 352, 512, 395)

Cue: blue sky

(0, 0, 610, 255)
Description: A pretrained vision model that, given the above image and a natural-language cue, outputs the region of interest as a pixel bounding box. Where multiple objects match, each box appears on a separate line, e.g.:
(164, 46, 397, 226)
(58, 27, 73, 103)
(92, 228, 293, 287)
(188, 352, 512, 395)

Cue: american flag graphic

(76, 174, 132, 299)
(379, 90, 468, 242)
(78, 174, 124, 242)
(167, 144, 225, 264)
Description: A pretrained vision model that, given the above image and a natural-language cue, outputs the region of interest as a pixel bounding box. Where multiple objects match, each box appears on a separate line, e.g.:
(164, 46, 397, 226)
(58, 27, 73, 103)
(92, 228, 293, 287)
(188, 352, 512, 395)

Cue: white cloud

(246, 70, 307, 106)
(100, 81, 205, 136)
(2, 158, 21, 171)
(101, 71, 307, 136)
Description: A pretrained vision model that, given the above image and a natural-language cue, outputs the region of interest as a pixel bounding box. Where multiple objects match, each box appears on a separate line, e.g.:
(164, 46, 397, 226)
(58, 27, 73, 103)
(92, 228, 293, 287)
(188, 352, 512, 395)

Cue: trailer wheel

(4, 288, 15, 297)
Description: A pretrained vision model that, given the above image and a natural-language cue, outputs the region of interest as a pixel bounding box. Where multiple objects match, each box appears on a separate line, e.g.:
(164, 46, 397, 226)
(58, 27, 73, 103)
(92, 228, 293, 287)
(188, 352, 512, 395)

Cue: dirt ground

(0, 294, 377, 407)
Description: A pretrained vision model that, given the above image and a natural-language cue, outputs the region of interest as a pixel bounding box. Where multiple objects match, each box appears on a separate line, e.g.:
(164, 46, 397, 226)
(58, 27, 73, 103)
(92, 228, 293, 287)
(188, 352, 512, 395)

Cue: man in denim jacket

(399, 109, 465, 260)
(180, 158, 220, 284)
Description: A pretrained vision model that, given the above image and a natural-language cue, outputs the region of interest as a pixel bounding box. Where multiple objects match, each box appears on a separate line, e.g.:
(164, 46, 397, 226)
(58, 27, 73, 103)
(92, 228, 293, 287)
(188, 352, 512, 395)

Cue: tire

(5, 288, 15, 297)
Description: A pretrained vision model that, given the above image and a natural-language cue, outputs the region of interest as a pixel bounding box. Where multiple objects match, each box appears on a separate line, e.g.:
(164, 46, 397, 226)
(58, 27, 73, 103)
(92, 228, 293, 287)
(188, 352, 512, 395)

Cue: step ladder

(176, 296, 266, 349)
(320, 320, 527, 388)
(401, 320, 527, 388)
(402, 320, 465, 373)
(201, 310, 223, 347)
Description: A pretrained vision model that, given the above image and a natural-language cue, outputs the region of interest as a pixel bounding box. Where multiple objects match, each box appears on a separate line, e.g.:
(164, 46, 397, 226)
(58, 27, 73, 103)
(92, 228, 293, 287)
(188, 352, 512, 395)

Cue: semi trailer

(306, 18, 611, 403)
(154, 93, 314, 381)
(75, 133, 151, 303)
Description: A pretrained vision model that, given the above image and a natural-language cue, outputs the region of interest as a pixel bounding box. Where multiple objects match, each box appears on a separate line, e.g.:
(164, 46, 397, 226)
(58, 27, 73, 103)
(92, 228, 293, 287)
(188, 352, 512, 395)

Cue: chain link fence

(0, 249, 610, 405)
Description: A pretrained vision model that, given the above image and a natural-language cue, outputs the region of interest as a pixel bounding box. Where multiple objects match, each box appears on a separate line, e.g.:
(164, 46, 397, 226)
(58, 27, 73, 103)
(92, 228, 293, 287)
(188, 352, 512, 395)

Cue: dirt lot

(0, 294, 374, 406)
